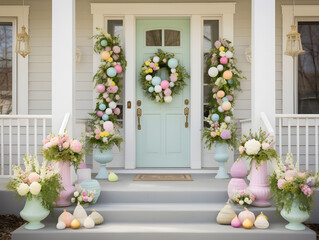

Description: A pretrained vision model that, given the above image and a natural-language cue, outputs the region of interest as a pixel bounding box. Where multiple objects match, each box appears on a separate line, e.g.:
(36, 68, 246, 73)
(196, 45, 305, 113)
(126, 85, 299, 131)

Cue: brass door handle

(137, 108, 142, 130)
(184, 107, 189, 128)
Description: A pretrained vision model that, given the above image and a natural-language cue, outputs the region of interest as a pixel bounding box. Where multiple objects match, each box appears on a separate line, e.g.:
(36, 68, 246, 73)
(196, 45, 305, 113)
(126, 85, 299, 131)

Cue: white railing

(276, 114, 319, 173)
(0, 115, 52, 177)
(261, 112, 275, 137)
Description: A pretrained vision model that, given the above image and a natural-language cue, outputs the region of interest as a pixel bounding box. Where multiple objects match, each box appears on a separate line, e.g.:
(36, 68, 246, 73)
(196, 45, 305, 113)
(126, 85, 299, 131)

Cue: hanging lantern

(284, 25, 306, 58)
(15, 25, 31, 58)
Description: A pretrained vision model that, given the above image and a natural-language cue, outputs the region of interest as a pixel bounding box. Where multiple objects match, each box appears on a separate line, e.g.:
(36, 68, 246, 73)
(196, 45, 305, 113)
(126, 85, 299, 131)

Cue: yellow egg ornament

(223, 70, 233, 80)
(107, 57, 113, 63)
(242, 218, 254, 229)
(70, 219, 81, 229)
(217, 90, 225, 98)
(101, 51, 110, 60)
(222, 101, 232, 111)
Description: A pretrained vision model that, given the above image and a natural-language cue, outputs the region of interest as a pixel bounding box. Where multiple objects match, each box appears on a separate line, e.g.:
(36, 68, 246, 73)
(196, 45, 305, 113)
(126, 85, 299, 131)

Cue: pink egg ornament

(164, 88, 172, 96)
(113, 54, 119, 61)
(113, 46, 121, 54)
(220, 56, 228, 65)
(97, 111, 104, 117)
(96, 84, 105, 93)
(113, 108, 121, 115)
(114, 65, 123, 74)
(160, 80, 170, 90)
(231, 216, 242, 228)
(170, 75, 178, 82)
(105, 47, 111, 52)
(103, 121, 114, 132)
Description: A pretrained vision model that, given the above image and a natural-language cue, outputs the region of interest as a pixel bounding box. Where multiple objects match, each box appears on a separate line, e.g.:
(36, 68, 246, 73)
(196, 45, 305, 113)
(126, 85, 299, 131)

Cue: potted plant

(202, 39, 244, 179)
(230, 189, 255, 207)
(6, 155, 63, 230)
(41, 132, 85, 206)
(83, 120, 123, 180)
(238, 129, 278, 206)
(270, 153, 319, 230)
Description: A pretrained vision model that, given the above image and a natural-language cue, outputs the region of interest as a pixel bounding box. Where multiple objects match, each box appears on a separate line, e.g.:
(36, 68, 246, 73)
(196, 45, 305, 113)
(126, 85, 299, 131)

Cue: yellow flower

(99, 131, 110, 137)
(219, 46, 225, 52)
(111, 81, 116, 86)
(148, 68, 153, 73)
(155, 63, 159, 67)
(107, 57, 113, 62)
(145, 61, 150, 66)
(174, 73, 178, 76)
(216, 132, 220, 136)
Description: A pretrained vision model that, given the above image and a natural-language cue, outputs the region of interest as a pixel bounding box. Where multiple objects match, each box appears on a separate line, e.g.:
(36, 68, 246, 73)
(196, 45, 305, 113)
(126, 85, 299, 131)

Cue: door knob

(184, 107, 189, 128)
(137, 108, 142, 130)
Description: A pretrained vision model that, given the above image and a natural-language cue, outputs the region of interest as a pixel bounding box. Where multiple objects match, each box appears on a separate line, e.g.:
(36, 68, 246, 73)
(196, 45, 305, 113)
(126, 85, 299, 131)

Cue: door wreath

(139, 49, 189, 103)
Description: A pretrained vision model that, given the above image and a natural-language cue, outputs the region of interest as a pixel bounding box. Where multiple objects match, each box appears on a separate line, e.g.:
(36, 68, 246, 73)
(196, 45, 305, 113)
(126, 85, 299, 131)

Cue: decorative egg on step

(73, 202, 87, 225)
(90, 209, 104, 225)
(58, 209, 74, 228)
(71, 219, 81, 229)
(242, 218, 254, 229)
(108, 172, 119, 182)
(216, 200, 237, 225)
(238, 207, 255, 223)
(254, 212, 269, 229)
(84, 216, 95, 229)
(56, 221, 66, 230)
(231, 215, 242, 228)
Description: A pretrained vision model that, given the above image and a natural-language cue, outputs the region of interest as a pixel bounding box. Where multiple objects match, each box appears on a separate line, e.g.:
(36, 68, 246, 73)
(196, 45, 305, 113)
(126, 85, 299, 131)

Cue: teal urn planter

(94, 148, 113, 180)
(280, 199, 310, 231)
(214, 142, 230, 179)
(20, 196, 50, 230)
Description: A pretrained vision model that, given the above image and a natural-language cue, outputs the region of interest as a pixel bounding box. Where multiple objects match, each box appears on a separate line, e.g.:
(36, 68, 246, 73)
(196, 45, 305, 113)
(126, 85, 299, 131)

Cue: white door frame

(91, 3, 235, 169)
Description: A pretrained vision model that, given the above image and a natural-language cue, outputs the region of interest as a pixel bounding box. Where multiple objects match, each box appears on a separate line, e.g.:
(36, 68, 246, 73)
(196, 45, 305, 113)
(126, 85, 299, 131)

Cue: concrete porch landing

(1, 174, 316, 240)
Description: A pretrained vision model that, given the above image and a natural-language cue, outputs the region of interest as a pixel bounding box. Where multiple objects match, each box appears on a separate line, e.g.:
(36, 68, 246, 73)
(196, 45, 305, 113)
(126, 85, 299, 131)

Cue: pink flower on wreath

(250, 195, 255, 201)
(63, 141, 70, 149)
(43, 139, 49, 144)
(107, 86, 118, 94)
(217, 99, 222, 105)
(113, 108, 121, 115)
(227, 95, 233, 101)
(94, 128, 101, 134)
(300, 184, 313, 197)
(277, 178, 286, 190)
(285, 174, 294, 182)
(213, 94, 217, 99)
(214, 122, 219, 128)
(83, 196, 89, 202)
(239, 146, 245, 154)
(43, 142, 52, 150)
(149, 62, 155, 68)
(50, 137, 59, 146)
(162, 58, 167, 63)
(95, 135, 100, 140)
(297, 172, 307, 178)
(106, 97, 112, 103)
(28, 172, 40, 183)
(215, 40, 221, 49)
(103, 74, 107, 79)
(70, 140, 82, 153)
(212, 87, 218, 93)
(82, 190, 87, 196)
(220, 130, 231, 140)
(211, 132, 217, 137)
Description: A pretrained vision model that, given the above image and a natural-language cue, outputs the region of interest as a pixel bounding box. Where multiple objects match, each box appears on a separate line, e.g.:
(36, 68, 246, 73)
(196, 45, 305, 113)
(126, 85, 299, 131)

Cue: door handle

(137, 108, 142, 130)
(184, 107, 189, 128)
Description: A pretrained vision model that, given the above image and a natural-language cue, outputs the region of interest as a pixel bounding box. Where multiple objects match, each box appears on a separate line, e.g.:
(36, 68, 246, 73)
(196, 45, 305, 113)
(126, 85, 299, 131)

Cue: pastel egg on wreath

(103, 121, 114, 132)
(218, 106, 224, 113)
(100, 39, 108, 47)
(113, 54, 119, 61)
(96, 84, 105, 93)
(168, 58, 178, 69)
(109, 101, 117, 109)
(113, 107, 121, 115)
(164, 88, 172, 96)
(97, 111, 104, 117)
(146, 75, 152, 81)
(217, 64, 224, 71)
(220, 56, 228, 65)
(105, 108, 112, 115)
(148, 86, 154, 93)
(222, 101, 232, 111)
(164, 96, 173, 103)
(217, 90, 225, 98)
(114, 65, 123, 74)
(171, 68, 176, 73)
(107, 57, 113, 63)
(101, 51, 111, 60)
(152, 76, 161, 86)
(222, 97, 229, 102)
(169, 82, 175, 87)
(99, 104, 106, 111)
(225, 50, 233, 58)
(105, 46, 111, 52)
(227, 95, 233, 101)
(211, 113, 220, 122)
(154, 85, 162, 93)
(112, 46, 121, 54)
(160, 80, 170, 90)
(102, 114, 109, 121)
(107, 67, 117, 77)
(208, 67, 218, 77)
(223, 70, 233, 80)
(170, 74, 178, 82)
(228, 79, 233, 84)
(225, 116, 231, 123)
(153, 56, 160, 63)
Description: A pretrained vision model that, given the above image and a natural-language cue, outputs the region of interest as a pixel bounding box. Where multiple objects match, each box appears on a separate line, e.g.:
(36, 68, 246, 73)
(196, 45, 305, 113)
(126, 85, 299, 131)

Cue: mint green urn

(280, 199, 309, 231)
(20, 196, 50, 230)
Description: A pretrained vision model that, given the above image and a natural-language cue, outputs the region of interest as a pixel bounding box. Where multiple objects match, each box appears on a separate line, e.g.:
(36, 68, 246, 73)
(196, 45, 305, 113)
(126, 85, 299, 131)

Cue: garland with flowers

(83, 28, 126, 152)
(140, 49, 189, 103)
(202, 39, 245, 149)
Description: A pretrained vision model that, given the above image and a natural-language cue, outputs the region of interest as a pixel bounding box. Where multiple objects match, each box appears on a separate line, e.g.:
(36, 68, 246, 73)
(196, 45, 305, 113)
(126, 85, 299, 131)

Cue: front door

(136, 19, 190, 167)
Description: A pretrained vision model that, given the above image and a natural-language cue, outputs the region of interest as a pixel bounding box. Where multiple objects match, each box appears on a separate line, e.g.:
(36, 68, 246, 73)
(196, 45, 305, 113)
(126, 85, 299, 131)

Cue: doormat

(133, 174, 193, 181)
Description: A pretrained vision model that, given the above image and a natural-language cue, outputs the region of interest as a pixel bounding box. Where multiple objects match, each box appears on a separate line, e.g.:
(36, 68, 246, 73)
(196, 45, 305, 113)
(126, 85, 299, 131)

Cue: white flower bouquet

(231, 189, 255, 206)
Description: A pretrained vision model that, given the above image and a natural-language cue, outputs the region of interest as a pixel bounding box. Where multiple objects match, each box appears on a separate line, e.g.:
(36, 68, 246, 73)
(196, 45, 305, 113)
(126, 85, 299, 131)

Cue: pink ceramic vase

(249, 160, 271, 207)
(55, 160, 75, 207)
(230, 159, 247, 178)
(227, 178, 248, 198)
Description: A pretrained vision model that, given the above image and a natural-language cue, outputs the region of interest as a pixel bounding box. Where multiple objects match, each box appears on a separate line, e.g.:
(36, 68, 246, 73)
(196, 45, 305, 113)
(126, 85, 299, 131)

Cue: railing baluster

(43, 118, 46, 143)
(296, 118, 300, 170)
(288, 118, 291, 154)
(279, 118, 282, 158)
(306, 118, 309, 171)
(9, 119, 12, 175)
(26, 119, 29, 156)
(315, 118, 318, 174)
(34, 119, 37, 158)
(1, 119, 4, 175)
(17, 119, 20, 167)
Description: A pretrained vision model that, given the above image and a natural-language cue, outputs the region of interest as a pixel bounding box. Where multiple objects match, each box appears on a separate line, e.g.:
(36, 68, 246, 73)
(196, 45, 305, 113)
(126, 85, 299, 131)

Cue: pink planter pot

(55, 160, 75, 207)
(227, 178, 248, 198)
(249, 160, 271, 207)
(230, 160, 247, 178)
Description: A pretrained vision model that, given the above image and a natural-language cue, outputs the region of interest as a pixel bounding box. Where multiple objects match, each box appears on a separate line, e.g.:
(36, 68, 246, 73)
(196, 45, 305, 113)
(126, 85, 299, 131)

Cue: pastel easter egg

(114, 65, 123, 73)
(113, 54, 119, 61)
(107, 67, 117, 77)
(97, 111, 103, 117)
(146, 75, 152, 81)
(170, 75, 178, 82)
(99, 104, 106, 111)
(154, 85, 162, 93)
(160, 80, 170, 90)
(96, 84, 105, 93)
(222, 97, 229, 102)
(208, 67, 218, 77)
(113, 108, 120, 115)
(103, 121, 114, 132)
(220, 56, 228, 64)
(168, 58, 178, 68)
(222, 101, 232, 111)
(228, 79, 233, 84)
(223, 70, 233, 80)
(105, 108, 112, 115)
(217, 64, 224, 71)
(113, 46, 121, 54)
(148, 87, 154, 93)
(211, 114, 219, 121)
(101, 51, 110, 60)
(152, 76, 161, 86)
(169, 82, 175, 87)
(217, 90, 225, 98)
(105, 47, 111, 51)
(100, 40, 108, 47)
(164, 88, 172, 96)
(153, 56, 160, 63)
(102, 114, 109, 121)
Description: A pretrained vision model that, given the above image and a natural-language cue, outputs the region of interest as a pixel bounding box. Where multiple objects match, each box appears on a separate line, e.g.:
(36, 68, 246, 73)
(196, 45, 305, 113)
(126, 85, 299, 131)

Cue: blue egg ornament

(169, 82, 175, 87)
(148, 87, 154, 93)
(152, 76, 161, 86)
(99, 104, 106, 111)
(168, 58, 178, 69)
(211, 114, 220, 122)
(107, 67, 117, 77)
(101, 39, 108, 47)
(228, 79, 233, 84)
(102, 114, 109, 121)
(222, 97, 229, 102)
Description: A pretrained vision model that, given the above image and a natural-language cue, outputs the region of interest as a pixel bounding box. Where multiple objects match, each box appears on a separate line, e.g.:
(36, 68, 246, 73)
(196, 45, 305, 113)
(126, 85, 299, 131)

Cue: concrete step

(53, 203, 283, 223)
(12, 222, 316, 240)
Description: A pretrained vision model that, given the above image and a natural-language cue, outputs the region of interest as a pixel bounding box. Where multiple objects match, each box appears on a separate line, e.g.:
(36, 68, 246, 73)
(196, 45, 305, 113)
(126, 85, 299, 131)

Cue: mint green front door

(136, 19, 190, 167)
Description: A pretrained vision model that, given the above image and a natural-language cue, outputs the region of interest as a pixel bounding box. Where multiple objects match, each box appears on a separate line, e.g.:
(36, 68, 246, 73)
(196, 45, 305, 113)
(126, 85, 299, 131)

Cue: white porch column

(251, 0, 276, 131)
(52, 0, 75, 135)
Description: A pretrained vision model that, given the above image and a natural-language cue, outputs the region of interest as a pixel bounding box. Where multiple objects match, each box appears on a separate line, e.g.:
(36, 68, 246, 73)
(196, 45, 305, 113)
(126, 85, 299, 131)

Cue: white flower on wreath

(103, 137, 108, 143)
(244, 139, 261, 155)
(74, 191, 79, 197)
(29, 182, 42, 195)
(17, 183, 29, 196)
(244, 197, 249, 203)
(219, 51, 226, 57)
(239, 200, 244, 205)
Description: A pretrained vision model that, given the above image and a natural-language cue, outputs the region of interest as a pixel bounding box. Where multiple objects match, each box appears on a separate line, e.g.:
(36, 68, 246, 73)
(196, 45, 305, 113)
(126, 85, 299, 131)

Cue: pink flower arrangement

(70, 140, 82, 153)
(277, 178, 286, 190)
(300, 184, 313, 197)
(107, 86, 119, 94)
